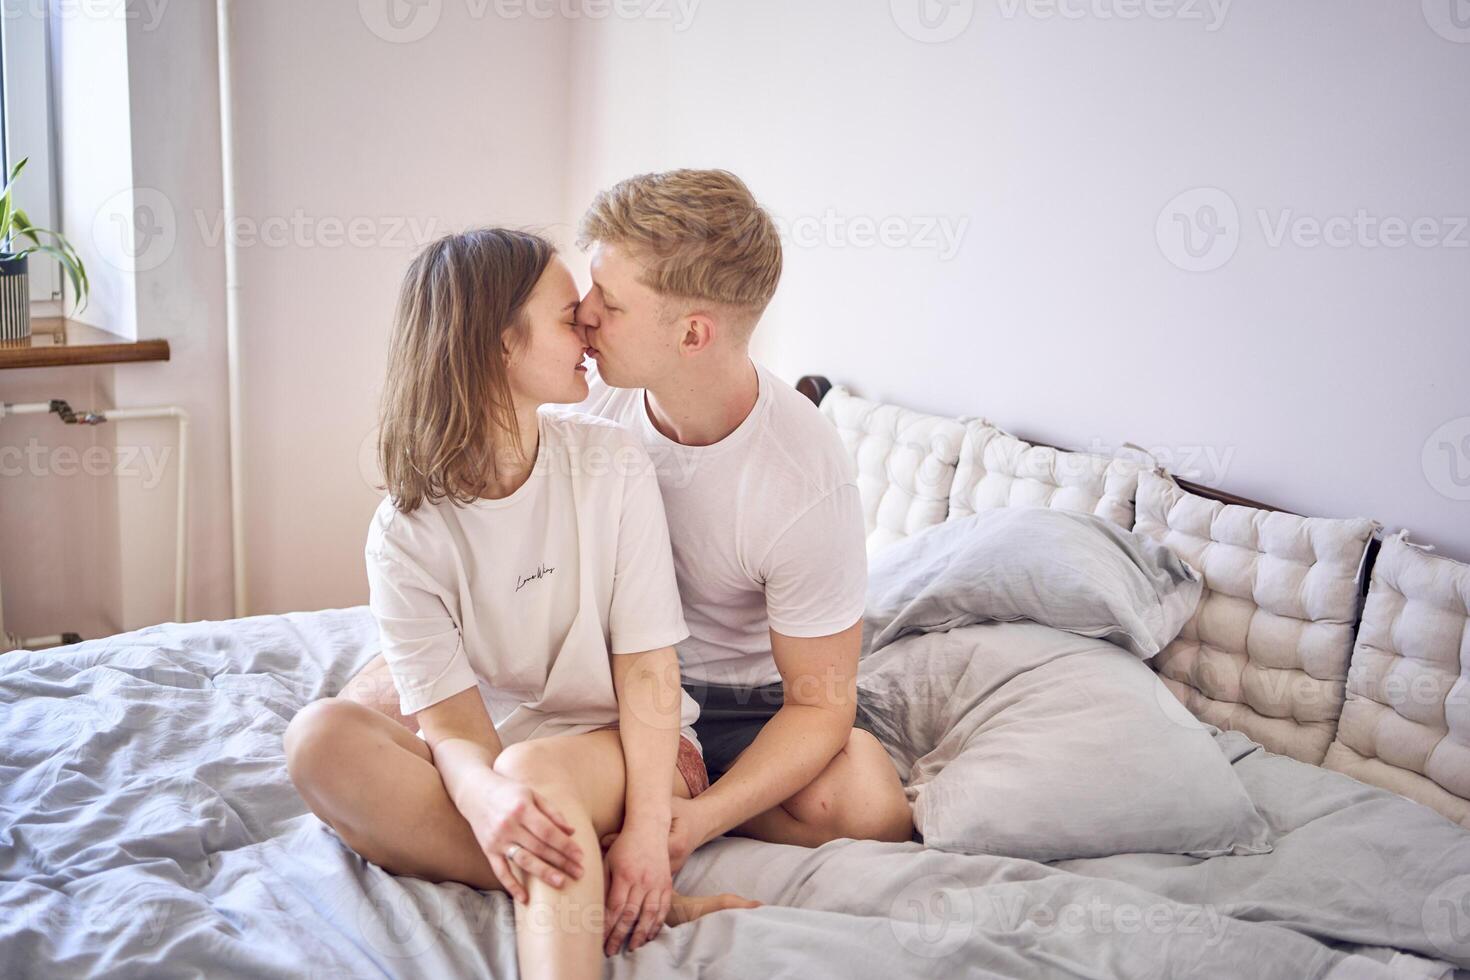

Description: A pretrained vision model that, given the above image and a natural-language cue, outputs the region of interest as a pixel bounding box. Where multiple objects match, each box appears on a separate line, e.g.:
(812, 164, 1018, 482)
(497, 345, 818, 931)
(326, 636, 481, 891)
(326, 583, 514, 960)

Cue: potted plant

(1, 157, 89, 341)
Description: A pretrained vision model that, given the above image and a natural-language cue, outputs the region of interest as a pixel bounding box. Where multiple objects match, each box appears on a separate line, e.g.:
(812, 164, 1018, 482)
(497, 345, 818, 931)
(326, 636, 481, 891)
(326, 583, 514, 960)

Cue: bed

(3, 376, 1469, 979)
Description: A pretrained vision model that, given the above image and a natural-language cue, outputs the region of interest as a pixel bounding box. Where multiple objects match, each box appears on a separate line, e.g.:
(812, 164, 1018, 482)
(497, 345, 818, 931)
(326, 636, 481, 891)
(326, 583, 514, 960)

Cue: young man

(344, 169, 913, 870)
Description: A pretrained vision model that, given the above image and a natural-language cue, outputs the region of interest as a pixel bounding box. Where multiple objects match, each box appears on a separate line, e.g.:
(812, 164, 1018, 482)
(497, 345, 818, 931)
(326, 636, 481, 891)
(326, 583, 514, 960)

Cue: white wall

(114, 0, 231, 630)
(565, 0, 1470, 560)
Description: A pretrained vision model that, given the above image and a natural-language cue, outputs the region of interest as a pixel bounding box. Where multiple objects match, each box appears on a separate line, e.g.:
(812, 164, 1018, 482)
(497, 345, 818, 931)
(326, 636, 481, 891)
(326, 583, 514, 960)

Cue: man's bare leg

(732, 729, 915, 847)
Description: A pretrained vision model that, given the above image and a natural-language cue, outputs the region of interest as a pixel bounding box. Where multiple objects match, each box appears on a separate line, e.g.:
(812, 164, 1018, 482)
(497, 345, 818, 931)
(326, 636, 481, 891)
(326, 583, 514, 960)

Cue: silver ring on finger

(505, 844, 522, 863)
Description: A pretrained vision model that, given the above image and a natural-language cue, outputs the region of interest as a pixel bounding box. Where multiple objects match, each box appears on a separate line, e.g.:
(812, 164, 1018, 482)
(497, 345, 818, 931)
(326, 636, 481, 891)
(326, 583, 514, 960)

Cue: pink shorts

(414, 724, 709, 798)
(593, 724, 710, 798)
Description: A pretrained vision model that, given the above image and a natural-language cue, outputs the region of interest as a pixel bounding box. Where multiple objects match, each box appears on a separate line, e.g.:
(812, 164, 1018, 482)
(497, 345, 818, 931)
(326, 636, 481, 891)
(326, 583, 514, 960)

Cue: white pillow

(859, 620, 1274, 863)
(863, 508, 1203, 660)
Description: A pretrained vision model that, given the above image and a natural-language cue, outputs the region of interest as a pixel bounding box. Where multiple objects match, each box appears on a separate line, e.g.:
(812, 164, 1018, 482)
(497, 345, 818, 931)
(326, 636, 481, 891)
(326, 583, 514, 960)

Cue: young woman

(283, 228, 756, 980)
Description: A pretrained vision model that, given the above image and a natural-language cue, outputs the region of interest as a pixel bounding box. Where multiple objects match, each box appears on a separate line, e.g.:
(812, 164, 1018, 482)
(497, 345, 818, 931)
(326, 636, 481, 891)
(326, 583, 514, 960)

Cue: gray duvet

(3, 607, 1468, 979)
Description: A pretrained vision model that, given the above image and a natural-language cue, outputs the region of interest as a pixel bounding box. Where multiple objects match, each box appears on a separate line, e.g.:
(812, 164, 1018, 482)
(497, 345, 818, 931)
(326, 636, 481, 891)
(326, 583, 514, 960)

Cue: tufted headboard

(793, 375, 1470, 825)
(946, 420, 1151, 531)
(1131, 471, 1379, 765)
(797, 375, 1310, 520)
(1324, 533, 1470, 827)
(817, 385, 966, 555)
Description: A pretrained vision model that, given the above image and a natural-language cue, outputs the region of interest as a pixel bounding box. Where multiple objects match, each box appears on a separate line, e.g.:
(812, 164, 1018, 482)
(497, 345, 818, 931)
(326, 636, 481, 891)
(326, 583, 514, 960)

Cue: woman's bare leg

(284, 698, 750, 980)
(490, 729, 757, 974)
(284, 697, 500, 887)
(339, 652, 419, 733)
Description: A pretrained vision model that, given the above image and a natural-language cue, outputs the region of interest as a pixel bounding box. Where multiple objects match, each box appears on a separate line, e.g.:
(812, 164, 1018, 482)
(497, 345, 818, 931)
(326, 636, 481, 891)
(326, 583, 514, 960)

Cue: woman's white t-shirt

(364, 409, 699, 749)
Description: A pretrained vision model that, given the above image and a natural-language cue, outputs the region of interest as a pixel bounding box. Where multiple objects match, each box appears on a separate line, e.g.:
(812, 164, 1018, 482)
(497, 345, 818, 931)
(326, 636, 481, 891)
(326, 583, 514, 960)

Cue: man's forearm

(690, 702, 852, 842)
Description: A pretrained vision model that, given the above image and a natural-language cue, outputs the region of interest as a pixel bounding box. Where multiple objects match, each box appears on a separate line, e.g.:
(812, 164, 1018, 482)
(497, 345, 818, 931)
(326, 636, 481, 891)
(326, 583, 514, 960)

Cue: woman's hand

(601, 795, 706, 876)
(458, 766, 585, 904)
(602, 820, 673, 954)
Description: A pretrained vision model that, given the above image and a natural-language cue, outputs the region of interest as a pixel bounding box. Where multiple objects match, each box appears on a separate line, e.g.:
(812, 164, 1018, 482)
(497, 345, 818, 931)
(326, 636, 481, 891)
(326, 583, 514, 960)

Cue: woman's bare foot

(667, 892, 762, 926)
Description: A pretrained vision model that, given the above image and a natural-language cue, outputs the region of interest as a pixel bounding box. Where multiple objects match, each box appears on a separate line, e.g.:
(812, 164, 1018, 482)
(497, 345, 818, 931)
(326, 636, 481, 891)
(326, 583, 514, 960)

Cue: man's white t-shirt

(568, 360, 868, 688)
(364, 411, 701, 748)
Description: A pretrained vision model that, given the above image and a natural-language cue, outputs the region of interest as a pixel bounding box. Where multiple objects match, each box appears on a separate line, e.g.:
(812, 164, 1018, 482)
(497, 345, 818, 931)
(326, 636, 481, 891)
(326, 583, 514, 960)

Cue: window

(1, 0, 62, 304)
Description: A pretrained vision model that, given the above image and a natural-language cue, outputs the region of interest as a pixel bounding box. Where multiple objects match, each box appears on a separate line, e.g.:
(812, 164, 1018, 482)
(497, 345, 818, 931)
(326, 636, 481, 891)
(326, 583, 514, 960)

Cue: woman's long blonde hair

(377, 228, 555, 513)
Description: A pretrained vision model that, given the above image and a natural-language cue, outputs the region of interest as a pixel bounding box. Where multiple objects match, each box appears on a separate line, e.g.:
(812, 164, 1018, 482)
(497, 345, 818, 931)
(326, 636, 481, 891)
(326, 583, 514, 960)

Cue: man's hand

(603, 822, 673, 954)
(665, 796, 707, 874)
(601, 796, 709, 877)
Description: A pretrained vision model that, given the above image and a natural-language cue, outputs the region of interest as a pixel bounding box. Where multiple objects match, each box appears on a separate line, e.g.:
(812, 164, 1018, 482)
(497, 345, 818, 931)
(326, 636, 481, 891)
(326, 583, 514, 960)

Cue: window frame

(1, 1, 63, 304)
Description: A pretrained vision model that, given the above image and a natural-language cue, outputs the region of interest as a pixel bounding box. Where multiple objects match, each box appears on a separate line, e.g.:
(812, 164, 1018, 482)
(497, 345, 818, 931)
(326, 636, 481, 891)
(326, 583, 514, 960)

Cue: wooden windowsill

(0, 317, 170, 370)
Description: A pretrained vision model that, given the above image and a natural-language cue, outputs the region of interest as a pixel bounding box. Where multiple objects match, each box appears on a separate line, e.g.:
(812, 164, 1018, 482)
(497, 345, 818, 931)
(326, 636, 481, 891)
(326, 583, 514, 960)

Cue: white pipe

(0, 400, 190, 627)
(216, 0, 247, 618)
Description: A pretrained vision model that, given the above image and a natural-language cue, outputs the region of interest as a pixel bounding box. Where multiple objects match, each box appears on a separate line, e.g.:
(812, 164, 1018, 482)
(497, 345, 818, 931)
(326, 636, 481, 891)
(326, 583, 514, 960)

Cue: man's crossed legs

(684, 679, 915, 848)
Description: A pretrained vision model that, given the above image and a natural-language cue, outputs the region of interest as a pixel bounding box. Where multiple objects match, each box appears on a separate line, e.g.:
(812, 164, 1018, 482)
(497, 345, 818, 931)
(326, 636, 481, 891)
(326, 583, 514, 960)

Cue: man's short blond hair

(578, 169, 782, 325)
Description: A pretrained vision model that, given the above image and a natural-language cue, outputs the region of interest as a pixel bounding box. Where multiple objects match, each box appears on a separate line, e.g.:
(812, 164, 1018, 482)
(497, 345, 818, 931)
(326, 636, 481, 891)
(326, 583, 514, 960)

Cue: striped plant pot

(0, 253, 29, 341)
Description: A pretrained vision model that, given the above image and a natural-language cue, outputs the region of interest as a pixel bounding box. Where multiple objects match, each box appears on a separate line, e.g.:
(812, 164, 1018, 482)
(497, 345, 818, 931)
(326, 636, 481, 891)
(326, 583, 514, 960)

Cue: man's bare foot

(340, 652, 419, 734)
(667, 892, 762, 926)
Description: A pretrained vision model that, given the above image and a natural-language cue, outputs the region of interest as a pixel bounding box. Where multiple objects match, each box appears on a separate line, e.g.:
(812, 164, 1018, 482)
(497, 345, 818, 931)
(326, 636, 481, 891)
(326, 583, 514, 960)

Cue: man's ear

(678, 312, 717, 355)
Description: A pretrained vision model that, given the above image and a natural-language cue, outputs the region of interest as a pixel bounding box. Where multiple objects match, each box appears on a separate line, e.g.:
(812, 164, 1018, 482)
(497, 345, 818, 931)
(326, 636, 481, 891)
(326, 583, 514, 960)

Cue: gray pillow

(859, 620, 1275, 862)
(863, 507, 1203, 660)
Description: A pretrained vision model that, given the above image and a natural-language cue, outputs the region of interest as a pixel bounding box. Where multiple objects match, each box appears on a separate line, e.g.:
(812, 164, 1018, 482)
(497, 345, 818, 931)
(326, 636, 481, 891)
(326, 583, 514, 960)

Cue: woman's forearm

(411, 686, 508, 815)
(433, 737, 503, 814)
(611, 646, 682, 830)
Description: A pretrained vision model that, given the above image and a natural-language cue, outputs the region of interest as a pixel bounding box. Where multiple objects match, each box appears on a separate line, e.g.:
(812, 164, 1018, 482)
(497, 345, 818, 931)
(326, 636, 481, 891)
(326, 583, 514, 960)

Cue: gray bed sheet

(2, 607, 1467, 979)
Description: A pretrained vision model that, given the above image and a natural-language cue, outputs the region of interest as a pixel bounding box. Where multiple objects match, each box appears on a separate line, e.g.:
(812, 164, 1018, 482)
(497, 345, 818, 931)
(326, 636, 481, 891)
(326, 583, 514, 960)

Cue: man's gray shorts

(684, 680, 885, 781)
